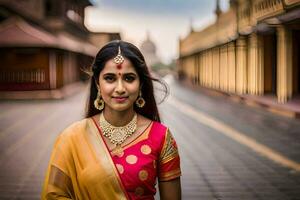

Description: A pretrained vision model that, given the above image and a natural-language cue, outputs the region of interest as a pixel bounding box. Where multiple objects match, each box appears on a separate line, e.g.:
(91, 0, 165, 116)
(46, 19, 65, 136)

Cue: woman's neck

(103, 108, 136, 127)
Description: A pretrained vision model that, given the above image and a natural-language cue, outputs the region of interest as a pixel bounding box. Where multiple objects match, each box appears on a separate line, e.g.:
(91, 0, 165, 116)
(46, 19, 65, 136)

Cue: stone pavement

(160, 102, 300, 199)
(161, 77, 300, 199)
(0, 78, 300, 199)
(0, 87, 88, 200)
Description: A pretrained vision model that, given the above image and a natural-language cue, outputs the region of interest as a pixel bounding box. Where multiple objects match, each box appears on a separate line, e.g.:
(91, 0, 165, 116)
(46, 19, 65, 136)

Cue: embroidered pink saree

(42, 118, 181, 200)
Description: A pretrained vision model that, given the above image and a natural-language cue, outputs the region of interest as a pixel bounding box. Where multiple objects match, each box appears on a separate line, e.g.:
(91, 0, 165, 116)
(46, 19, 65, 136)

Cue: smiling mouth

(113, 97, 128, 102)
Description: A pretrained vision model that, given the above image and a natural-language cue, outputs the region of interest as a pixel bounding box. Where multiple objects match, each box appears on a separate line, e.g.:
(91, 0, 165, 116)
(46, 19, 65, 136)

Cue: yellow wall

(179, 0, 300, 103)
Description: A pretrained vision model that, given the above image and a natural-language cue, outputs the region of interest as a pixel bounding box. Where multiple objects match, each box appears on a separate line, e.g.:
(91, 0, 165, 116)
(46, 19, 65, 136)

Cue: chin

(110, 104, 134, 112)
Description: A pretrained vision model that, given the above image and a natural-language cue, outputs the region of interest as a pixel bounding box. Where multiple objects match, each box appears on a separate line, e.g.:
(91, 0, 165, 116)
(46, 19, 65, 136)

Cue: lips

(113, 96, 128, 103)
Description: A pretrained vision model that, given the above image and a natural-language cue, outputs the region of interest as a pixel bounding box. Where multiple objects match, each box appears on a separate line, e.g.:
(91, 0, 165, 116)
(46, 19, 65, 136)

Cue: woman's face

(98, 58, 140, 113)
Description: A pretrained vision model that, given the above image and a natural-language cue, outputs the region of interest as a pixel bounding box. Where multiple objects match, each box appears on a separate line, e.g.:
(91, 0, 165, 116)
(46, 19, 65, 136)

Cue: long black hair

(85, 40, 168, 122)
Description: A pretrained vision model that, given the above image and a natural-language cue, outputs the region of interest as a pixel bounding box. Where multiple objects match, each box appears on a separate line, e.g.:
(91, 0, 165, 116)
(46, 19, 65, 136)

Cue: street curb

(232, 95, 299, 119)
(0, 81, 88, 100)
(179, 80, 300, 120)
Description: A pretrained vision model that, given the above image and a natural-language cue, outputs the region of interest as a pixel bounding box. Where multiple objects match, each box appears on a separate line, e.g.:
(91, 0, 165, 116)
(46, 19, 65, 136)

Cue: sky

(85, 0, 229, 64)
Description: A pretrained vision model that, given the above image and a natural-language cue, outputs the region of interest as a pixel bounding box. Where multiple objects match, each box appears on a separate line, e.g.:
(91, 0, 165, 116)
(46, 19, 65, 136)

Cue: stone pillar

(213, 47, 220, 89)
(189, 56, 194, 83)
(220, 45, 228, 91)
(224, 44, 229, 92)
(277, 25, 292, 103)
(201, 52, 204, 86)
(248, 33, 264, 95)
(193, 55, 197, 85)
(206, 51, 209, 87)
(258, 35, 264, 95)
(208, 50, 213, 88)
(236, 36, 248, 94)
(200, 53, 203, 85)
(195, 54, 199, 85)
(228, 42, 236, 93)
(204, 51, 208, 87)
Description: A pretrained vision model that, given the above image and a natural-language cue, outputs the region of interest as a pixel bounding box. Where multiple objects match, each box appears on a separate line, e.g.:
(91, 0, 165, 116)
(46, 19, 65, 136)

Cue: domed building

(140, 32, 160, 70)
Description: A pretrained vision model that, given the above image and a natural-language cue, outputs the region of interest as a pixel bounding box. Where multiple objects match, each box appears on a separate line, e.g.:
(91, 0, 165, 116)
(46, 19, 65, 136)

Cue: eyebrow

(103, 72, 137, 76)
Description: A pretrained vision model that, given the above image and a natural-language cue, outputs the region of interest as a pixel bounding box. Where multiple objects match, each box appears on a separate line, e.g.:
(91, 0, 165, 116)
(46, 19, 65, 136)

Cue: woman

(42, 40, 181, 200)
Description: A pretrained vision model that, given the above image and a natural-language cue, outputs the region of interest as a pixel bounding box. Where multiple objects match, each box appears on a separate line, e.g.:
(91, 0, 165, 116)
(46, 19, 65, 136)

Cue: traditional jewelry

(113, 46, 124, 64)
(94, 90, 104, 110)
(99, 112, 137, 146)
(135, 90, 145, 108)
(111, 145, 124, 157)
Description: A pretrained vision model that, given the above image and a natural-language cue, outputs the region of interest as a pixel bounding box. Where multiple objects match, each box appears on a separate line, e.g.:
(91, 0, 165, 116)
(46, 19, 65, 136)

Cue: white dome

(140, 32, 160, 68)
(140, 38, 156, 54)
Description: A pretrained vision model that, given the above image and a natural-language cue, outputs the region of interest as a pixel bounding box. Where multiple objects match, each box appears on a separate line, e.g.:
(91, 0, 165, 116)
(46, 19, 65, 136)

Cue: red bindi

(117, 64, 122, 69)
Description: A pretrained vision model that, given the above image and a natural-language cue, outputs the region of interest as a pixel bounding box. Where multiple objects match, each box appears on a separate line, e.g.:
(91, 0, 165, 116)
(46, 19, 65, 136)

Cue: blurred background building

(140, 32, 160, 71)
(178, 0, 300, 106)
(140, 32, 178, 77)
(0, 0, 120, 99)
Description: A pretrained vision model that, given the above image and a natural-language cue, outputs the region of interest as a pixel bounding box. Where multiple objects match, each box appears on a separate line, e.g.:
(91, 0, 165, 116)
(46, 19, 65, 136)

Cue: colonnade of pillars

(179, 25, 293, 103)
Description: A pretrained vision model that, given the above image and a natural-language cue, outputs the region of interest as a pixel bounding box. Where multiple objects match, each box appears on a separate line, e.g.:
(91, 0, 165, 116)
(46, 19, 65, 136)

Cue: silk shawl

(41, 118, 129, 200)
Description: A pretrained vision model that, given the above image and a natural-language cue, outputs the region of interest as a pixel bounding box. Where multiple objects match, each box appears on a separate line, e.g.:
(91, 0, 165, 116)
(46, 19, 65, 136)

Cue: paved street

(0, 77, 300, 200)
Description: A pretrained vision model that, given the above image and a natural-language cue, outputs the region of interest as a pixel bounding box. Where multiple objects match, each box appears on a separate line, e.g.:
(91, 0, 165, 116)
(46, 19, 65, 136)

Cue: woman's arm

(42, 165, 74, 200)
(159, 177, 181, 200)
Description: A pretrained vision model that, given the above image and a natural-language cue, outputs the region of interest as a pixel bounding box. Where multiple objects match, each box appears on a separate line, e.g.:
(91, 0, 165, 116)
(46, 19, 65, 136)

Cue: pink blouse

(95, 120, 181, 200)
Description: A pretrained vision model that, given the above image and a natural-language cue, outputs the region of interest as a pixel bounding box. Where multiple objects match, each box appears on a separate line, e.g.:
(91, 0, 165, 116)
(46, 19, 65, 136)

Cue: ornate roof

(0, 17, 98, 56)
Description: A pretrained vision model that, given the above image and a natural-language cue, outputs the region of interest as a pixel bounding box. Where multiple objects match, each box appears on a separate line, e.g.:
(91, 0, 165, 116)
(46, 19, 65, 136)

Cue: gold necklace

(99, 112, 137, 146)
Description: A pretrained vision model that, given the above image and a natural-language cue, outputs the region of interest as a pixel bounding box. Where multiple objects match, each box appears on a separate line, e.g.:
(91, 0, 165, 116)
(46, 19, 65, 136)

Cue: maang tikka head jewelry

(113, 46, 124, 65)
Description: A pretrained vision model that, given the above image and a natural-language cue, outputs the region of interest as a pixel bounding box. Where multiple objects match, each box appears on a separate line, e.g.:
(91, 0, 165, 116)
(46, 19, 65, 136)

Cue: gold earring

(94, 90, 105, 110)
(135, 90, 145, 108)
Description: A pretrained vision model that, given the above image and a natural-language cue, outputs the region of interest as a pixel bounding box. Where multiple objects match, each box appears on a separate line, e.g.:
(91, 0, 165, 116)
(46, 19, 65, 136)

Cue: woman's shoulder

(138, 114, 168, 128)
(151, 120, 168, 133)
(137, 115, 168, 136)
(146, 121, 169, 145)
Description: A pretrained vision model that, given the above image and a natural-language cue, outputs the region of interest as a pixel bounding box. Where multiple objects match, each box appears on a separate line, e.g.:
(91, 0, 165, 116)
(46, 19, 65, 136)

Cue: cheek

(128, 82, 140, 94)
(99, 84, 114, 96)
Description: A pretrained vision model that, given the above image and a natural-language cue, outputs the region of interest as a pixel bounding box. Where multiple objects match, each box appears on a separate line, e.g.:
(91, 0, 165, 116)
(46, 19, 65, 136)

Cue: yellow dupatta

(41, 118, 128, 200)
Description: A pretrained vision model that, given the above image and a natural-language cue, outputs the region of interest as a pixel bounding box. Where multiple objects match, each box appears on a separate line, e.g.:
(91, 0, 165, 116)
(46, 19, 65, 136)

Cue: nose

(115, 79, 125, 94)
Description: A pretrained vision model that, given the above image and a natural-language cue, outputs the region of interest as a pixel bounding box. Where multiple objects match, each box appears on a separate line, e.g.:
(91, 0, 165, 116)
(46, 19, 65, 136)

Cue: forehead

(101, 58, 137, 74)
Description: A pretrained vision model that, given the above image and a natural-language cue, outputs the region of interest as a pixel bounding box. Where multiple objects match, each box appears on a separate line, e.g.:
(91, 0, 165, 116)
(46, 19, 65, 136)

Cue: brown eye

(124, 75, 135, 82)
(104, 75, 115, 82)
